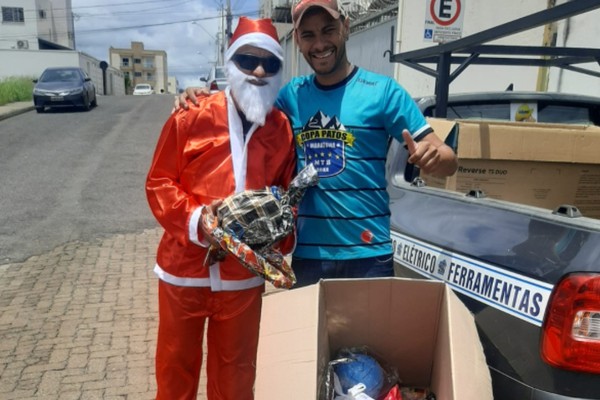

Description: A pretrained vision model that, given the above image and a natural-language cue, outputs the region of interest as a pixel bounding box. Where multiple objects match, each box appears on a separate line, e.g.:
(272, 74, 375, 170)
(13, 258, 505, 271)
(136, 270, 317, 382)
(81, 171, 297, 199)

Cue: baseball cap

(292, 0, 347, 28)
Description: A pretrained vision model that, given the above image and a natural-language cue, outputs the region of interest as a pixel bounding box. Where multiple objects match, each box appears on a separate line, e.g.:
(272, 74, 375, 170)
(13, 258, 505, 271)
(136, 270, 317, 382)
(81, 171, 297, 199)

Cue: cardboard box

(422, 118, 600, 219)
(255, 278, 492, 400)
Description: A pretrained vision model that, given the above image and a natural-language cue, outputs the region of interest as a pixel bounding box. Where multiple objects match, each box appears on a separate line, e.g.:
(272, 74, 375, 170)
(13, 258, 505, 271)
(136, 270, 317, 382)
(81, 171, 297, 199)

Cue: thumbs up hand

(402, 129, 441, 175)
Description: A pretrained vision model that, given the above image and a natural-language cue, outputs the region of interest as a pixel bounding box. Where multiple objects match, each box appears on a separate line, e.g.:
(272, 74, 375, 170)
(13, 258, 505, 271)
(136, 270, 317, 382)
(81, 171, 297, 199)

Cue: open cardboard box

(421, 118, 600, 219)
(255, 278, 492, 400)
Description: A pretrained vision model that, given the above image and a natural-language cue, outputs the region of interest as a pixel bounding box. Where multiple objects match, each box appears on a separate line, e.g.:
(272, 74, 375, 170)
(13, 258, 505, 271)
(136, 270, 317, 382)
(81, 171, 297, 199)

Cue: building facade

(263, 0, 600, 98)
(167, 76, 179, 94)
(0, 0, 75, 50)
(0, 0, 124, 95)
(109, 42, 169, 94)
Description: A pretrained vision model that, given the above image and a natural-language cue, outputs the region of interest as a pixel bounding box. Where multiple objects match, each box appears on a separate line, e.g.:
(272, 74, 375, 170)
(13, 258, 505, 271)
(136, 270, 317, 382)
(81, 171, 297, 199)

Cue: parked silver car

(202, 65, 228, 94)
(33, 67, 97, 113)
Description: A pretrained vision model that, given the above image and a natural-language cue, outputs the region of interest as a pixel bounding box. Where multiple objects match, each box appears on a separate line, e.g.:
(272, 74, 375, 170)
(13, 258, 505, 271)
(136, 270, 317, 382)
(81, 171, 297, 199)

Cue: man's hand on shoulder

(173, 87, 211, 111)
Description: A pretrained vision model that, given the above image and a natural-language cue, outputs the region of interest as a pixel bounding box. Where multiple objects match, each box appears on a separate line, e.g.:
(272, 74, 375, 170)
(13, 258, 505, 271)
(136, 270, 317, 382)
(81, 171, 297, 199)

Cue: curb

(0, 103, 35, 121)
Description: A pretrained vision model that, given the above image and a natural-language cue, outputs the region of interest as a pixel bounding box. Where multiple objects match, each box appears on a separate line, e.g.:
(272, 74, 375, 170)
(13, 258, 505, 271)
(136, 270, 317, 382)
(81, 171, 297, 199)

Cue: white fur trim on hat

(225, 32, 283, 62)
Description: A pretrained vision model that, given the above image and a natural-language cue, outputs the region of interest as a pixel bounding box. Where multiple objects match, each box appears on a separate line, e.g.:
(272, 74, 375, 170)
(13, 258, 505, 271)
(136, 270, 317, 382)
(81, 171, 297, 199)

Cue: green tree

(124, 74, 131, 95)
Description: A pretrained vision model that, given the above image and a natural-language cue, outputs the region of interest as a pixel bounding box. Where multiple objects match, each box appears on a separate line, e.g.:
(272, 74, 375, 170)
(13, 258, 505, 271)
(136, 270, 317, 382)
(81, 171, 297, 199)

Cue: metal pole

(435, 52, 451, 118)
(226, 0, 232, 42)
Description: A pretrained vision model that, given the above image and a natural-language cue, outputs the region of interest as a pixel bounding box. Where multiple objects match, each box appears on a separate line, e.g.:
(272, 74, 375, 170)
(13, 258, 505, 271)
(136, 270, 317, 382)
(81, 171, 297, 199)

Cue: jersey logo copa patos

(296, 111, 355, 177)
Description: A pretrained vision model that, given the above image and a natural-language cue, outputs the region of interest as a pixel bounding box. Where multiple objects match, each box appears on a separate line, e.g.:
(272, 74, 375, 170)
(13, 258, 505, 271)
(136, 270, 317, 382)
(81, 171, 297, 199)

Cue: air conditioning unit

(16, 40, 29, 49)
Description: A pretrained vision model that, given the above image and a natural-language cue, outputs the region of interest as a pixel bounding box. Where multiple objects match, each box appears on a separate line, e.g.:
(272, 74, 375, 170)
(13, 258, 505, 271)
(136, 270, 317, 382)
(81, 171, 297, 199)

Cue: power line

(28, 0, 193, 12)
(76, 14, 219, 34)
(1, 2, 261, 80)
(74, 0, 196, 17)
(14, 0, 198, 23)
(80, 0, 192, 9)
(1, 8, 260, 39)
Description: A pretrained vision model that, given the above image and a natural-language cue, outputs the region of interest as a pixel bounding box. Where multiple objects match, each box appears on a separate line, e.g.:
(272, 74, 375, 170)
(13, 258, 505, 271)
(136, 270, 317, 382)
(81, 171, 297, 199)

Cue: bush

(0, 76, 35, 106)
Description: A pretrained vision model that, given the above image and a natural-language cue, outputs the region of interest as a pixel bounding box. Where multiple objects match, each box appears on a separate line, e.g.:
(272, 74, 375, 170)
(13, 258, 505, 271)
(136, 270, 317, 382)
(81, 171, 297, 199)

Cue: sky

(72, 0, 261, 90)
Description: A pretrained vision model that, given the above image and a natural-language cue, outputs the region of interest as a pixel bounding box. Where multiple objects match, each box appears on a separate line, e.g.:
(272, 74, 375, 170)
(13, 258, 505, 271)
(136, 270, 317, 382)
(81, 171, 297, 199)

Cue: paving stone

(0, 228, 283, 399)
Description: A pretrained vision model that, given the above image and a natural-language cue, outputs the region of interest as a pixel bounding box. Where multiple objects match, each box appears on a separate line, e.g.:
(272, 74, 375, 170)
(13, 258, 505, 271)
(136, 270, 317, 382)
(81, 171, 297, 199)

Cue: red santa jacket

(146, 89, 296, 291)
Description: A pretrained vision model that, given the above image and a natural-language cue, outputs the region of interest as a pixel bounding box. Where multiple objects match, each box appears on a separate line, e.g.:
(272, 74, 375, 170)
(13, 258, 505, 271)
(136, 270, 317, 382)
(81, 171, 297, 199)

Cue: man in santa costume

(146, 17, 296, 400)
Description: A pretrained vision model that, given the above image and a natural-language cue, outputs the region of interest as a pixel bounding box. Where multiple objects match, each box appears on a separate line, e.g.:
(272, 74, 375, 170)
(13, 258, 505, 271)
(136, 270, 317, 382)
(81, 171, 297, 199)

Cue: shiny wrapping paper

(203, 164, 319, 288)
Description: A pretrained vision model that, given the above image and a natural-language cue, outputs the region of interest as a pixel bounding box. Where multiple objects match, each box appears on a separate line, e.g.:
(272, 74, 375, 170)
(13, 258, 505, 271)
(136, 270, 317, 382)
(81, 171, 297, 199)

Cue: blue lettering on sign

(400, 241, 437, 273)
(391, 232, 553, 326)
(446, 261, 544, 318)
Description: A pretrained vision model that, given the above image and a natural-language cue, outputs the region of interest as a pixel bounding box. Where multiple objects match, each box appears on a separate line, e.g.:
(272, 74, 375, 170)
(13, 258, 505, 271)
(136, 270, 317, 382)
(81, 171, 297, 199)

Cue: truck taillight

(541, 273, 600, 374)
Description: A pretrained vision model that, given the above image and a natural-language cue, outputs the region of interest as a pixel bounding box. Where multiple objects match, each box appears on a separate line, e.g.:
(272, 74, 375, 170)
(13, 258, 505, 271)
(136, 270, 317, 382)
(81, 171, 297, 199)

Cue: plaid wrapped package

(217, 187, 293, 249)
(203, 164, 319, 288)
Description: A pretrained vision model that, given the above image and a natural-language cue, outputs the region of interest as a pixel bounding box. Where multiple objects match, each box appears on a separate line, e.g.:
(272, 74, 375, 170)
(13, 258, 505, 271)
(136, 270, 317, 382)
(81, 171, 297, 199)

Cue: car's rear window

(426, 101, 597, 125)
(41, 70, 79, 82)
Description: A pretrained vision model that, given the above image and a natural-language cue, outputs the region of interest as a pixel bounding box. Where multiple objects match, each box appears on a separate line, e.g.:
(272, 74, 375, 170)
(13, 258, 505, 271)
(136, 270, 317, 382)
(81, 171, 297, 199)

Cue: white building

(109, 42, 169, 94)
(265, 0, 600, 98)
(167, 76, 180, 94)
(0, 0, 125, 95)
(0, 0, 75, 50)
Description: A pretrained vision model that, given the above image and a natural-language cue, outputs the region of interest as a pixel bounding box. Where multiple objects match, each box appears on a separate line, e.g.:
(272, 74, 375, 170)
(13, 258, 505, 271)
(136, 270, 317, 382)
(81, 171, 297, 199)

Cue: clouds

(72, 0, 260, 90)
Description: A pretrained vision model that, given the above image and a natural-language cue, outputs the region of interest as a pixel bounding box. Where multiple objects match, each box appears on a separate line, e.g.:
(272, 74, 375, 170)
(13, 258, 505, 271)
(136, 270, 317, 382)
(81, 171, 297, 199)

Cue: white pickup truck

(388, 91, 600, 400)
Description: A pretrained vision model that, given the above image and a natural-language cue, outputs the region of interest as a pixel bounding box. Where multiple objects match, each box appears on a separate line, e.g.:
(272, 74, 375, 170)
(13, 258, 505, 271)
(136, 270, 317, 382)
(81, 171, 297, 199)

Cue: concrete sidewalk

(0, 101, 34, 121)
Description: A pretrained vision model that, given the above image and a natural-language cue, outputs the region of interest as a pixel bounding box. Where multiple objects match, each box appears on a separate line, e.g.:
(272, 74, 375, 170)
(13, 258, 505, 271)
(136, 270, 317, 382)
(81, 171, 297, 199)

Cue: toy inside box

(421, 118, 600, 219)
(255, 278, 493, 400)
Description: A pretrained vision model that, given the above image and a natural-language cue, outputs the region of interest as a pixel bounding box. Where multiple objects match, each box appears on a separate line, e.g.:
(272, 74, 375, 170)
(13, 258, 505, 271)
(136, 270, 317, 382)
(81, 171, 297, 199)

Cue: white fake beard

(226, 60, 282, 126)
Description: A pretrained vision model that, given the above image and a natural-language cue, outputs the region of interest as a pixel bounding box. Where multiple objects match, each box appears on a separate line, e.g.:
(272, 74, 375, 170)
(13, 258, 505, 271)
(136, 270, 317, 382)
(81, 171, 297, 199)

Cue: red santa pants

(155, 280, 264, 400)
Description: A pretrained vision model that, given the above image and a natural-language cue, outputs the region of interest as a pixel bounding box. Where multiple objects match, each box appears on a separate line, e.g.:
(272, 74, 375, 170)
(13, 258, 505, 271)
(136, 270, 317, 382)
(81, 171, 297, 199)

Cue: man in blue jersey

(175, 0, 458, 288)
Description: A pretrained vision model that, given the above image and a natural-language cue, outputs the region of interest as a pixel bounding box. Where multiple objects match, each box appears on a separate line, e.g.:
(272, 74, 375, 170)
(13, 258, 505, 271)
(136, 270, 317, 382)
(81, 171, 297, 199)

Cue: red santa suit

(145, 18, 295, 400)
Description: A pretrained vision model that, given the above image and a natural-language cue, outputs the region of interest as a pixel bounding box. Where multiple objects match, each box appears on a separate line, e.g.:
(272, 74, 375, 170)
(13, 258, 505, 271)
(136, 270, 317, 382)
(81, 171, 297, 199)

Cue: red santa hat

(224, 17, 283, 62)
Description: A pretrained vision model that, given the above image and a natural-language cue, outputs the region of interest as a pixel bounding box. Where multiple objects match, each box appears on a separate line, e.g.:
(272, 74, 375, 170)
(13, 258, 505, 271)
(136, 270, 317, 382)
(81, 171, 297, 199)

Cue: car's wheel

(81, 95, 91, 111)
(35, 107, 44, 113)
(91, 93, 97, 107)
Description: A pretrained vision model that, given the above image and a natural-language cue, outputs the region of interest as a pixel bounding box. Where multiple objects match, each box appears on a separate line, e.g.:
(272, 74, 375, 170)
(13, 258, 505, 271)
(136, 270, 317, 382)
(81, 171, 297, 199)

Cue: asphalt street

(0, 102, 166, 399)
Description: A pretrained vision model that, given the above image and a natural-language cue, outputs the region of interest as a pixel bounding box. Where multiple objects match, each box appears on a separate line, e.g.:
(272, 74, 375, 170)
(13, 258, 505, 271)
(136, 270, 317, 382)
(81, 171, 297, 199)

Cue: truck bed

(387, 115, 600, 399)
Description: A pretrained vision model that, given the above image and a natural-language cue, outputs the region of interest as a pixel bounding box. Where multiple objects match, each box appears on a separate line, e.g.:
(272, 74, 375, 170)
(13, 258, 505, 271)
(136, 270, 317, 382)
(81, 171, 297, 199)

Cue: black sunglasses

(232, 54, 281, 74)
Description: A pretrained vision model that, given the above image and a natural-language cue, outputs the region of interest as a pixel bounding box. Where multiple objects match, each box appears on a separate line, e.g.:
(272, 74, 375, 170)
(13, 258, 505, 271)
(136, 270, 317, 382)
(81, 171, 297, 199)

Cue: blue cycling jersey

(276, 67, 431, 260)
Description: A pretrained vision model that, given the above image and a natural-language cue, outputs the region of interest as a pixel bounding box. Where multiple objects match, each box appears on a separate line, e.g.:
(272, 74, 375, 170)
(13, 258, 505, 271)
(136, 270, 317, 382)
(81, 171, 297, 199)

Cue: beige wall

(109, 41, 168, 94)
(167, 76, 179, 94)
(0, 49, 125, 95)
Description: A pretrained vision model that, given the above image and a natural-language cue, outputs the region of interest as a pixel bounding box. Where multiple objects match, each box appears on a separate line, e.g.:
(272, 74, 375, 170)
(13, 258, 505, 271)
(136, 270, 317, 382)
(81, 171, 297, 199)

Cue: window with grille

(2, 7, 24, 22)
(143, 58, 155, 68)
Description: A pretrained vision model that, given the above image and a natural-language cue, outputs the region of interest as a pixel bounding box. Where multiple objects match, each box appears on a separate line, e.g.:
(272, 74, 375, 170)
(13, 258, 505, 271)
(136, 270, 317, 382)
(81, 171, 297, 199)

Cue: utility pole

(216, 0, 232, 65)
(226, 0, 232, 42)
(536, 0, 558, 92)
